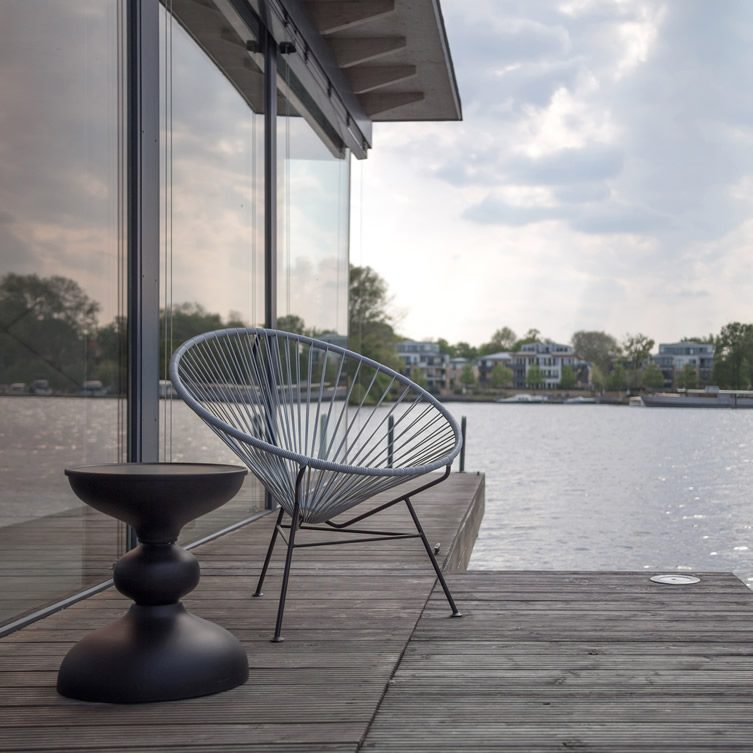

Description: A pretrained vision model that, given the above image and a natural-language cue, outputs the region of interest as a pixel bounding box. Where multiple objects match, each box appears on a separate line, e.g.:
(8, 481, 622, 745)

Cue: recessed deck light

(650, 574, 701, 585)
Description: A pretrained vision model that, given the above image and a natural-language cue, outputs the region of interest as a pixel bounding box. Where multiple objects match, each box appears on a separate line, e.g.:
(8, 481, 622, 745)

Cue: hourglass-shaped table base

(57, 463, 249, 704)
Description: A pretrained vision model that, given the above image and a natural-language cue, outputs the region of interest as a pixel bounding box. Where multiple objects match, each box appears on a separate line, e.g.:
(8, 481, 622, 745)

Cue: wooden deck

(369, 570, 753, 752)
(3, 473, 753, 751)
(0, 478, 265, 627)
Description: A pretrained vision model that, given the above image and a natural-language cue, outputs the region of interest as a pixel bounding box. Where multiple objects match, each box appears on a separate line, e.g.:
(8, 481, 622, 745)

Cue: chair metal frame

(254, 465, 461, 641)
(170, 327, 463, 641)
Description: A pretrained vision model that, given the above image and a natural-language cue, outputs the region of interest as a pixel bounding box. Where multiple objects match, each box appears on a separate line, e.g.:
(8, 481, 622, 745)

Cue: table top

(65, 463, 247, 479)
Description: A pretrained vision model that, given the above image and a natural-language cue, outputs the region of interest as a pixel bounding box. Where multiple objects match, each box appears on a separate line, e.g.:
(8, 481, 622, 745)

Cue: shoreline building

(396, 340, 449, 393)
(477, 352, 514, 388)
(0, 0, 460, 633)
(447, 356, 478, 392)
(653, 342, 715, 387)
(476, 343, 591, 390)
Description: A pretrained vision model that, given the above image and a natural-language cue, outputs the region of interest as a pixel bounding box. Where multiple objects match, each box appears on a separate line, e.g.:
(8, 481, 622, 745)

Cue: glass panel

(0, 1, 126, 627)
(159, 4, 266, 542)
(277, 64, 350, 342)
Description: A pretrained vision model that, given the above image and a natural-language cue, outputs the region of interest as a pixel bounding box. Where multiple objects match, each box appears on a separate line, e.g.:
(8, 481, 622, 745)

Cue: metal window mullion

(264, 31, 277, 331)
(263, 30, 278, 509)
(126, 0, 160, 548)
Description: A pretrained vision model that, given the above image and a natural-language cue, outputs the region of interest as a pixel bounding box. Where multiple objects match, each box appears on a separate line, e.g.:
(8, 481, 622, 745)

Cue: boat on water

(642, 388, 753, 409)
(564, 396, 597, 404)
(496, 394, 548, 404)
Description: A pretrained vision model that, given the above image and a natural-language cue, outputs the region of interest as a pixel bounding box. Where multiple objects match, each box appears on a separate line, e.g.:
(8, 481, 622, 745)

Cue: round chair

(170, 327, 463, 640)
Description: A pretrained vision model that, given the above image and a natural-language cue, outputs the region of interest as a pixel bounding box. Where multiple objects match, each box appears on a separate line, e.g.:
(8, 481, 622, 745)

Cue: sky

(353, 0, 753, 347)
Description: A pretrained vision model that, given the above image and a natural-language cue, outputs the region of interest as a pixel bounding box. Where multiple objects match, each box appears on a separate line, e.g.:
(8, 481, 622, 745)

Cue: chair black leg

(404, 498, 462, 617)
(254, 507, 285, 598)
(273, 502, 300, 642)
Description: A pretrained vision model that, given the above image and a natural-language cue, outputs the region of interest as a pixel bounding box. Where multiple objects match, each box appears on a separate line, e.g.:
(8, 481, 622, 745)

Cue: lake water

(444, 402, 753, 587)
(3, 397, 753, 586)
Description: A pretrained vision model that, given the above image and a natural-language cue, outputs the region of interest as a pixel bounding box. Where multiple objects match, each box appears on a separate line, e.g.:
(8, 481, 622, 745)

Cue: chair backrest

(170, 328, 461, 523)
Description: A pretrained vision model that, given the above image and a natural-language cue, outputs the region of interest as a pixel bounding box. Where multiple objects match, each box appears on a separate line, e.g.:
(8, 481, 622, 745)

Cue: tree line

(3, 269, 753, 393)
(343, 268, 753, 392)
(441, 325, 751, 391)
(0, 273, 249, 393)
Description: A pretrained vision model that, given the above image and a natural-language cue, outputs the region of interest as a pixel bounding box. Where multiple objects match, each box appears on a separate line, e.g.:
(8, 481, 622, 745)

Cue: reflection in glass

(0, 1, 126, 627)
(159, 5, 266, 540)
(277, 65, 351, 340)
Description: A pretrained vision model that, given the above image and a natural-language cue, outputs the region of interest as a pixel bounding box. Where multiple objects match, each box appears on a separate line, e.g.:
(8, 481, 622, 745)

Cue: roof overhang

(165, 0, 461, 157)
(290, 0, 462, 123)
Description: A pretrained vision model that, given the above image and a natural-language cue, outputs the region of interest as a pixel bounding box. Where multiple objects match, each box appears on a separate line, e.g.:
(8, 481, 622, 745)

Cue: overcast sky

(353, 0, 753, 347)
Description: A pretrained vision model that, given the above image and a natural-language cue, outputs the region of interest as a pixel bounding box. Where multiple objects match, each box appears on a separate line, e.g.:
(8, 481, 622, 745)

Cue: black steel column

(126, 0, 160, 548)
(264, 32, 277, 330)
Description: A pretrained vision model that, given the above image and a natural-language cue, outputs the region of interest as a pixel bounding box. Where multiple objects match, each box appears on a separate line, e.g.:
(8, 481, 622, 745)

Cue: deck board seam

(354, 575, 438, 753)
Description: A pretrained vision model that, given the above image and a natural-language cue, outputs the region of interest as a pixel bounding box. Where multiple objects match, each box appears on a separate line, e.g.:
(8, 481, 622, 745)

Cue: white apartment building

(396, 341, 449, 392)
(653, 342, 715, 386)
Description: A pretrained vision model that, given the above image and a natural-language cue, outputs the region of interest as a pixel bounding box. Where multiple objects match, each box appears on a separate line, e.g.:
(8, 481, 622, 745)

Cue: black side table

(57, 463, 249, 703)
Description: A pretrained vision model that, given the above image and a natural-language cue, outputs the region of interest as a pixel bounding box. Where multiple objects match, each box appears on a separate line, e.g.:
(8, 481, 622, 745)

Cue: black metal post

(387, 415, 394, 468)
(459, 415, 467, 472)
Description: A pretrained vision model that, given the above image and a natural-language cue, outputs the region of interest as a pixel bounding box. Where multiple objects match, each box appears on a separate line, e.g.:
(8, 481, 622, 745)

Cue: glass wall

(0, 1, 127, 626)
(0, 1, 357, 629)
(277, 65, 351, 341)
(159, 4, 267, 541)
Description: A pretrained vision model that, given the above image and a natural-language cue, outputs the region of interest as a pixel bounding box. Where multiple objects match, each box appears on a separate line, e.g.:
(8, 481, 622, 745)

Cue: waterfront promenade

(3, 472, 753, 751)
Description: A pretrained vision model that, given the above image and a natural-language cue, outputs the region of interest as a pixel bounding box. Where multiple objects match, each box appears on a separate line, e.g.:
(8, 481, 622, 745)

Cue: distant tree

(590, 364, 607, 392)
(622, 333, 655, 370)
(560, 364, 577, 389)
(460, 363, 477, 390)
(622, 333, 655, 389)
(526, 363, 544, 388)
(159, 302, 227, 378)
(276, 314, 307, 334)
(489, 363, 513, 389)
(712, 322, 753, 389)
(0, 273, 101, 390)
(571, 330, 621, 372)
(453, 341, 479, 360)
(641, 363, 665, 390)
(349, 265, 399, 362)
(437, 337, 454, 357)
(606, 364, 628, 391)
(410, 367, 428, 389)
(348, 265, 401, 402)
(681, 335, 715, 344)
(479, 326, 517, 356)
(514, 328, 541, 351)
(675, 363, 698, 389)
(96, 315, 126, 393)
(349, 265, 391, 327)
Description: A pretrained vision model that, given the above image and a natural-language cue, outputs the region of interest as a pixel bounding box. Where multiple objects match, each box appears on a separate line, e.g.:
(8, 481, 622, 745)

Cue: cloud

(358, 0, 753, 344)
(553, 183, 610, 204)
(505, 144, 624, 185)
(570, 203, 671, 235)
(462, 196, 563, 226)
